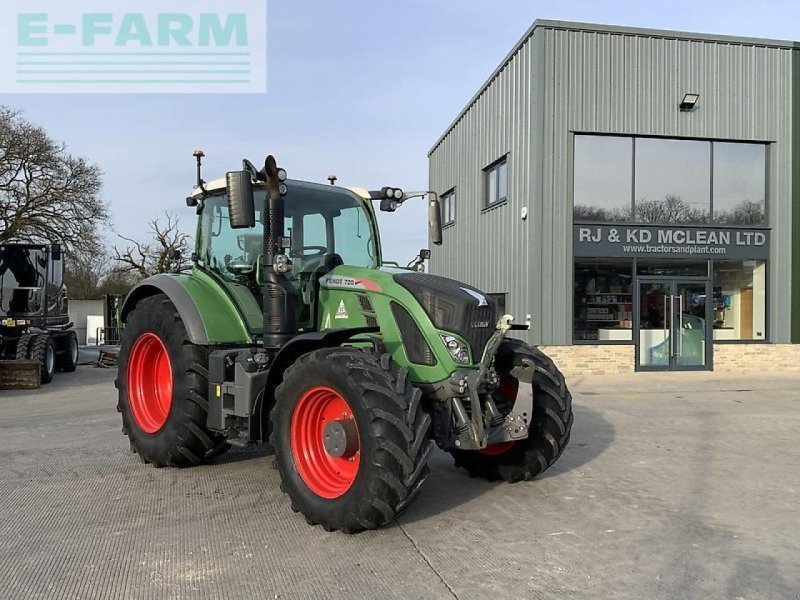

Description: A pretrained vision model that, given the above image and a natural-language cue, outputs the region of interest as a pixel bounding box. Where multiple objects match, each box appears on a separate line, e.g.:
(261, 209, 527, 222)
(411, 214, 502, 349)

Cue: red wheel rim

(127, 333, 173, 434)
(290, 386, 360, 499)
(479, 375, 519, 456)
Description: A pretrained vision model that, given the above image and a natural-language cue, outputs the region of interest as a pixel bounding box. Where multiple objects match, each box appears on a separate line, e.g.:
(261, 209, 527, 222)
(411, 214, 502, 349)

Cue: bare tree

(64, 249, 136, 299)
(634, 194, 707, 224)
(0, 107, 107, 253)
(112, 212, 191, 279)
(714, 200, 765, 225)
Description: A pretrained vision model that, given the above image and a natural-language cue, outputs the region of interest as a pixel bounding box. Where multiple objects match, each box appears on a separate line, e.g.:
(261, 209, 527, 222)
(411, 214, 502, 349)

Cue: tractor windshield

(197, 180, 378, 285)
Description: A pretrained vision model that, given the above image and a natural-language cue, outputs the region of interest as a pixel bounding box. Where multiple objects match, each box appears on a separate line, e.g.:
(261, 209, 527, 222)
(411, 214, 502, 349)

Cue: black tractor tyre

(14, 333, 34, 360)
(449, 343, 573, 482)
(116, 294, 229, 467)
(56, 331, 79, 372)
(28, 334, 56, 384)
(272, 348, 433, 533)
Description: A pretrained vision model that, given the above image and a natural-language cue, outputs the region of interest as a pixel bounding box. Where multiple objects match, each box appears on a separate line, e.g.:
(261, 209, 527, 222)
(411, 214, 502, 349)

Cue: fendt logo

(0, 1, 267, 94)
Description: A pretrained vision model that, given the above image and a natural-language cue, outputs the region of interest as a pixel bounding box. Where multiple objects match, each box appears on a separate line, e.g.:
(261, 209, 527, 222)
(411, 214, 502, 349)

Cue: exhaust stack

(261, 155, 296, 349)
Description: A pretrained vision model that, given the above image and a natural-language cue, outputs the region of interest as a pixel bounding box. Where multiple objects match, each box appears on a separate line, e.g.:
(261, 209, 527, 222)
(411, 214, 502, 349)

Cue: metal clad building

(429, 20, 800, 373)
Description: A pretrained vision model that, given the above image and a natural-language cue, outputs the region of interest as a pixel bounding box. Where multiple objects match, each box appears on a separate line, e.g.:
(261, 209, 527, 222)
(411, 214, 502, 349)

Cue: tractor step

(0, 360, 40, 390)
(222, 428, 252, 447)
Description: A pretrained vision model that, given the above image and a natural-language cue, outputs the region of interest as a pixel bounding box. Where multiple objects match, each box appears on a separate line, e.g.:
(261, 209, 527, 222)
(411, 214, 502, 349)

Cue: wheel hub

(322, 418, 359, 459)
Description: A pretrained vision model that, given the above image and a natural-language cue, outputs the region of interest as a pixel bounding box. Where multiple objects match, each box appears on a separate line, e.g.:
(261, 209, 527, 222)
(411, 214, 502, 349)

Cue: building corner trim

(792, 47, 800, 343)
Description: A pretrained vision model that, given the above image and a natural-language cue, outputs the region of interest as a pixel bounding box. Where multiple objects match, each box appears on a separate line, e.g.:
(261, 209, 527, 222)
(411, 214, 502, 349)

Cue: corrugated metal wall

(428, 39, 536, 337)
(430, 21, 794, 345)
(537, 25, 794, 344)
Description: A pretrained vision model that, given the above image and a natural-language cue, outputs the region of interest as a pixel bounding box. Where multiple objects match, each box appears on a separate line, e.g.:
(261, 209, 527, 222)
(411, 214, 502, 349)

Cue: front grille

(464, 304, 495, 362)
(365, 315, 378, 328)
(394, 272, 497, 363)
(391, 302, 436, 366)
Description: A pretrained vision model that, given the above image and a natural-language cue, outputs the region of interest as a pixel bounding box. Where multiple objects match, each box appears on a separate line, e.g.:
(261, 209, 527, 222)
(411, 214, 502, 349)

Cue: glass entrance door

(636, 279, 710, 371)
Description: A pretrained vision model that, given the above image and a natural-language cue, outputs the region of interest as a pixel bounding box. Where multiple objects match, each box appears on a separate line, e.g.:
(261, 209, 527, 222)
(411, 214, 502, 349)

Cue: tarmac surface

(1, 366, 799, 599)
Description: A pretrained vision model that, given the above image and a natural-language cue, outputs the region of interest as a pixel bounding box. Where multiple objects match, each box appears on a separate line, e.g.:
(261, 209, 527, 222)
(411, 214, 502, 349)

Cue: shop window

(441, 189, 455, 226)
(635, 138, 710, 224)
(574, 259, 633, 342)
(712, 260, 766, 341)
(485, 157, 508, 206)
(712, 143, 766, 225)
(573, 135, 633, 222)
(487, 293, 506, 316)
(573, 135, 768, 226)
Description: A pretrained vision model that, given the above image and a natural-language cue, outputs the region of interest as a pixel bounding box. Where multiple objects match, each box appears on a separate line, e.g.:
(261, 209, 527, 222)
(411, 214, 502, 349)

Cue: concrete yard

(0, 367, 798, 599)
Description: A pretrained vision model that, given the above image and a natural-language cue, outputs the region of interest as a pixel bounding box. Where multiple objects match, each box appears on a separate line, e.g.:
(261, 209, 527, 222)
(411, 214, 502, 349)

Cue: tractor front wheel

(272, 348, 433, 533)
(450, 343, 573, 482)
(116, 294, 229, 467)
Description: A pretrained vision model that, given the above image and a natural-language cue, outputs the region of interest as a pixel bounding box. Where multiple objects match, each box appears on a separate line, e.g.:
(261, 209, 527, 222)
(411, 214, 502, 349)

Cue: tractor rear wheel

(272, 348, 433, 533)
(450, 343, 573, 482)
(116, 294, 229, 467)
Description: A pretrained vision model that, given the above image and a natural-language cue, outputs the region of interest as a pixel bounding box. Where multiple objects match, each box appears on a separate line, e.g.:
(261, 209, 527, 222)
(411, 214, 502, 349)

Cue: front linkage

(445, 315, 534, 451)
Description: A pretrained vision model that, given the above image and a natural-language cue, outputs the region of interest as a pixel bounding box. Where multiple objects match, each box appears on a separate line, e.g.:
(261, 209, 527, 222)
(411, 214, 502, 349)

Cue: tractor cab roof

(190, 177, 372, 204)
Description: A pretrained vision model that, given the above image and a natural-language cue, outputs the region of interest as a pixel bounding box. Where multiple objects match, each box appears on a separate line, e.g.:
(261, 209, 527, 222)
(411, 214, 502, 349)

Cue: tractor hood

(391, 272, 498, 363)
(318, 265, 499, 372)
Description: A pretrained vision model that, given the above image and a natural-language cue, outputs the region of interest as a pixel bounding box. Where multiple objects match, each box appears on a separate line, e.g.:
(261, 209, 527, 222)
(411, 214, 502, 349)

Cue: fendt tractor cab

(117, 153, 573, 533)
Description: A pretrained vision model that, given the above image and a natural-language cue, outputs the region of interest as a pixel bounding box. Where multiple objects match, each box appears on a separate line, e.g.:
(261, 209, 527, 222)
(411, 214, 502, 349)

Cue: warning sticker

(335, 299, 349, 319)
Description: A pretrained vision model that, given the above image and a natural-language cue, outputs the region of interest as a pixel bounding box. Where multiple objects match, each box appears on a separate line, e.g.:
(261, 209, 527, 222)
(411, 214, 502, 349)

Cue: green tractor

(117, 152, 573, 533)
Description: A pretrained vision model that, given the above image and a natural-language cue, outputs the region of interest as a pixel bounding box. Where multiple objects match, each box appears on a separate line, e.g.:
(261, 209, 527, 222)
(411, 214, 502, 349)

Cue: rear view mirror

(428, 195, 443, 246)
(226, 171, 255, 229)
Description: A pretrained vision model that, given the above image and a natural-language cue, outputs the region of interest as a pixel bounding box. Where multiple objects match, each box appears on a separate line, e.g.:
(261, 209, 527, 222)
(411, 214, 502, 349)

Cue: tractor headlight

(440, 335, 470, 364)
(393, 188, 404, 200)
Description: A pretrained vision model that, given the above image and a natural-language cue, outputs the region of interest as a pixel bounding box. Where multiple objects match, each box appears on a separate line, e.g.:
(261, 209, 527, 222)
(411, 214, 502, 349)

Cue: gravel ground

(1, 366, 798, 599)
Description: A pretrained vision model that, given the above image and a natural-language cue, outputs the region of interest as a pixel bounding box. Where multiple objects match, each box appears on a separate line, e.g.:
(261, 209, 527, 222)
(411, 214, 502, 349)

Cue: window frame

(484, 155, 509, 208)
(572, 257, 635, 345)
(710, 258, 769, 344)
(571, 133, 769, 227)
(571, 256, 770, 345)
(441, 188, 456, 227)
(710, 141, 768, 226)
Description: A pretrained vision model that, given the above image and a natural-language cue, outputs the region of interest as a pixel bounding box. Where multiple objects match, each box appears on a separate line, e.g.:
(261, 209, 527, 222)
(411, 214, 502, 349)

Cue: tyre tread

(116, 293, 229, 468)
(450, 344, 573, 483)
(272, 347, 432, 533)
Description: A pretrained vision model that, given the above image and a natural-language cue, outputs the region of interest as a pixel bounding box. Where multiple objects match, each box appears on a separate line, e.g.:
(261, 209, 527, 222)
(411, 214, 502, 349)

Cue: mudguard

(248, 326, 379, 442)
(121, 273, 252, 345)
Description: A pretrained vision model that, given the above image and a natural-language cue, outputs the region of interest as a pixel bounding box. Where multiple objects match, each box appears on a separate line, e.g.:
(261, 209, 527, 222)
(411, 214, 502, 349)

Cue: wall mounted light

(679, 93, 700, 112)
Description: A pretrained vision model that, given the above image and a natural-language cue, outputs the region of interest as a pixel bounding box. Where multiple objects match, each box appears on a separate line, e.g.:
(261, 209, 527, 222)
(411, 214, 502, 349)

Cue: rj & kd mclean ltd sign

(573, 224, 770, 260)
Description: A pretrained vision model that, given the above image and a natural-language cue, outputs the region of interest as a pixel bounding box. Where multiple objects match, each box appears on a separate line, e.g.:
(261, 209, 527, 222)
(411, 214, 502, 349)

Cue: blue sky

(1, 0, 795, 262)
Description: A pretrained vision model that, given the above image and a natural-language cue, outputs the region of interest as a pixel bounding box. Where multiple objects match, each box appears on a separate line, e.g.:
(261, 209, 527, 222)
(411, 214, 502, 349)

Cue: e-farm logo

(0, 1, 266, 93)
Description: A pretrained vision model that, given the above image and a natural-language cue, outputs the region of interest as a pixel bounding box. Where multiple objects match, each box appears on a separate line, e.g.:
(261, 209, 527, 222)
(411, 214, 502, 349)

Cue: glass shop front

(572, 134, 769, 371)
